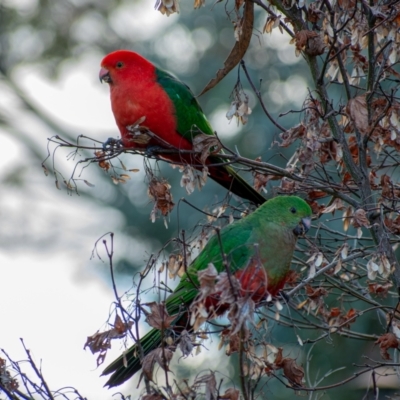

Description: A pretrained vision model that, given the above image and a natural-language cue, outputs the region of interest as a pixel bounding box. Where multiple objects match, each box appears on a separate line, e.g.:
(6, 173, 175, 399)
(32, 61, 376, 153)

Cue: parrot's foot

(278, 290, 290, 303)
(145, 145, 164, 156)
(103, 137, 123, 150)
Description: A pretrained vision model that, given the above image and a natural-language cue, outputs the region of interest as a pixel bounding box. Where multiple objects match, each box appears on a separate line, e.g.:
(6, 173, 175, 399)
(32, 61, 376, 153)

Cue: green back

(156, 68, 214, 140)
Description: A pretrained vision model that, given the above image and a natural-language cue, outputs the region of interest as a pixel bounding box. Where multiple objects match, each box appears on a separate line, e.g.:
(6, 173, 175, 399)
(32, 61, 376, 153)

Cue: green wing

(155, 67, 267, 206)
(165, 218, 256, 315)
(156, 68, 214, 140)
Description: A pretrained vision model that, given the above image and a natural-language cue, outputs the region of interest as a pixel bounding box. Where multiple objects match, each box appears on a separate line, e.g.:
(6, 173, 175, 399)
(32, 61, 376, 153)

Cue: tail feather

(103, 329, 162, 387)
(104, 297, 194, 387)
(207, 156, 266, 205)
(160, 151, 266, 205)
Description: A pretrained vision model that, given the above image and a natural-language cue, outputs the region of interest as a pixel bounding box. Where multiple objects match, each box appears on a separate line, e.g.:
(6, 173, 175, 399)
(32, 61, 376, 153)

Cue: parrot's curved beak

(293, 216, 311, 236)
(99, 67, 112, 83)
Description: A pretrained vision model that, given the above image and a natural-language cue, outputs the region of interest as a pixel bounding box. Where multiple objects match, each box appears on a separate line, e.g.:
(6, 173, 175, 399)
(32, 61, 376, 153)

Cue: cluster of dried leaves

(148, 177, 175, 225)
(263, 346, 304, 387)
(0, 357, 18, 393)
(375, 332, 400, 360)
(94, 150, 139, 185)
(155, 0, 180, 16)
(226, 83, 252, 125)
(298, 285, 358, 331)
(139, 372, 240, 400)
(84, 314, 134, 367)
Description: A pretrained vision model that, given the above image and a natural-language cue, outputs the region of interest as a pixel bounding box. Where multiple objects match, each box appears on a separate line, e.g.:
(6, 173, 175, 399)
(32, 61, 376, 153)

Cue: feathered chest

(109, 80, 180, 148)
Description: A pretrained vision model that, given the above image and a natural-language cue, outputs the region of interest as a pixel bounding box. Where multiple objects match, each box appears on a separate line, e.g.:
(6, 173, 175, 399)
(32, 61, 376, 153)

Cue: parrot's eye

(290, 207, 297, 214)
(116, 61, 124, 68)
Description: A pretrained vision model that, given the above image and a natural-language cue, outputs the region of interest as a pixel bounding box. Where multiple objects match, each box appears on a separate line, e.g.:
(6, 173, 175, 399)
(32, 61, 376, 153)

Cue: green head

(258, 195, 312, 235)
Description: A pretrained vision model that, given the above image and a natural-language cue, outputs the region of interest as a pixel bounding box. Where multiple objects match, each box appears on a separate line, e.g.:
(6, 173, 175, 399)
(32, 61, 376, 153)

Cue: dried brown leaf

(385, 215, 400, 234)
(84, 314, 133, 366)
(322, 198, 345, 215)
(155, 0, 180, 16)
(263, 15, 281, 33)
(167, 254, 185, 278)
(338, 0, 356, 9)
(141, 347, 174, 381)
(280, 178, 296, 193)
(197, 263, 218, 298)
(277, 123, 306, 147)
(178, 330, 194, 357)
(381, 174, 393, 198)
(189, 263, 218, 330)
(347, 95, 369, 134)
(281, 358, 304, 386)
(253, 170, 270, 192)
(273, 347, 284, 366)
(368, 282, 393, 297)
(305, 285, 327, 300)
(344, 308, 357, 323)
(190, 302, 209, 331)
(220, 388, 240, 400)
(94, 150, 111, 172)
(352, 208, 370, 228)
(227, 297, 255, 335)
(375, 333, 399, 360)
(126, 118, 152, 144)
(141, 393, 165, 400)
(143, 302, 176, 330)
(192, 134, 222, 164)
(180, 165, 196, 194)
(306, 200, 323, 216)
(221, 328, 241, 355)
(343, 206, 352, 232)
(194, 0, 205, 8)
(307, 190, 327, 200)
(293, 30, 319, 56)
(148, 178, 175, 220)
(307, 3, 324, 23)
(253, 157, 280, 191)
(306, 34, 326, 56)
(328, 307, 341, 318)
(198, 0, 254, 96)
(193, 372, 217, 400)
(215, 272, 241, 306)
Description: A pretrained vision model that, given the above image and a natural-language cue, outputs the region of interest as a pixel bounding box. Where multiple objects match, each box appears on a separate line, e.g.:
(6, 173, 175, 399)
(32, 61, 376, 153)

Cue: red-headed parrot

(99, 50, 266, 205)
(103, 195, 312, 387)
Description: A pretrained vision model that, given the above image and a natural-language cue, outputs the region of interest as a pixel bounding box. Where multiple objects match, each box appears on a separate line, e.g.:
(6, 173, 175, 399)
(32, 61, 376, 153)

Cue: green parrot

(103, 196, 312, 387)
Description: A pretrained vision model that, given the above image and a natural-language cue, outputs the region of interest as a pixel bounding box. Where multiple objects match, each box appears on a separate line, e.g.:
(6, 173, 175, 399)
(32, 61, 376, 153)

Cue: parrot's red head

(99, 50, 154, 85)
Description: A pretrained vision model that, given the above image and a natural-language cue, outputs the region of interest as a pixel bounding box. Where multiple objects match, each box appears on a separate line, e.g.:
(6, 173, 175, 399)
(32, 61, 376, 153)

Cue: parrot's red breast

(100, 50, 192, 151)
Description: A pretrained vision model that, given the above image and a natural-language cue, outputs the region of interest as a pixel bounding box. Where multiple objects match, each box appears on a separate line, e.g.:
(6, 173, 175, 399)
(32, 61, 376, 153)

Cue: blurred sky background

(0, 0, 309, 398)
